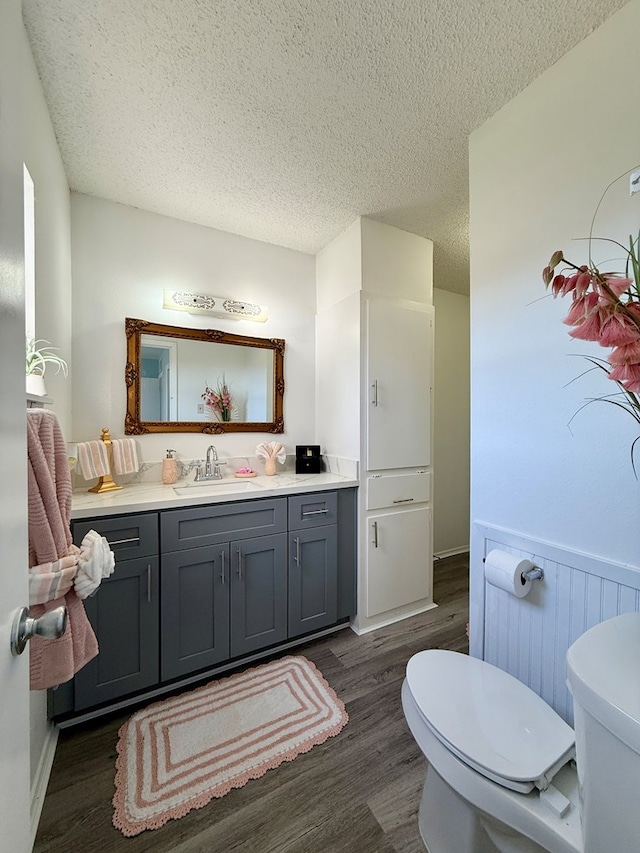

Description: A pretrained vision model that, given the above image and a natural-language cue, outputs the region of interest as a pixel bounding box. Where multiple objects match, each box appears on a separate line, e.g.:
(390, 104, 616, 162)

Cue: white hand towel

(77, 441, 110, 479)
(74, 530, 115, 599)
(111, 438, 140, 475)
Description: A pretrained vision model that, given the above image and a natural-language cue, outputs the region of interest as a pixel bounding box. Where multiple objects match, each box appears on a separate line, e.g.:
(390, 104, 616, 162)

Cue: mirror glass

(125, 318, 285, 434)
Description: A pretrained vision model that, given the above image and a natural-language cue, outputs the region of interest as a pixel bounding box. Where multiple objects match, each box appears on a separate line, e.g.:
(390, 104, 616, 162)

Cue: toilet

(402, 612, 640, 853)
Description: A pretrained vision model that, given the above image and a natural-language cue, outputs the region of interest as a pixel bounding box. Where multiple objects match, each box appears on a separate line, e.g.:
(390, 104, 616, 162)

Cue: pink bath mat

(113, 655, 348, 836)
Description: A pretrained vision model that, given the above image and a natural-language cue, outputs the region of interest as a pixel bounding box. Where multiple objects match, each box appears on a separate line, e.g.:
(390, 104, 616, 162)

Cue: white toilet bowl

(404, 612, 640, 853)
(402, 649, 582, 853)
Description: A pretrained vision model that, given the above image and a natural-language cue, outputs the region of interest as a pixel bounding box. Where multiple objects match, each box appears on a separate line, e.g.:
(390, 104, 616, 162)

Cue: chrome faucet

(194, 445, 223, 481)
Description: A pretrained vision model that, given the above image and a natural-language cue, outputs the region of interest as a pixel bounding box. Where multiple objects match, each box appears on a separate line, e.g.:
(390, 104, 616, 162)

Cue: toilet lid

(406, 650, 575, 790)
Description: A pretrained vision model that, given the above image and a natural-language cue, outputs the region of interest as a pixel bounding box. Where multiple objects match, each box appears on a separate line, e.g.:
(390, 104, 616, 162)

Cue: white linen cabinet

(316, 217, 435, 632)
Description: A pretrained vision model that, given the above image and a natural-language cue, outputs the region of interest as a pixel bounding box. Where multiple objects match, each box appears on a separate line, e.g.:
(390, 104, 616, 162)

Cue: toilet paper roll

(484, 549, 533, 598)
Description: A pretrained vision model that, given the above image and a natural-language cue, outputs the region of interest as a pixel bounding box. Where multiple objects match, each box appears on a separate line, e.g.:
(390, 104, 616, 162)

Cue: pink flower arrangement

(543, 173, 640, 468)
(202, 376, 234, 422)
(543, 250, 640, 390)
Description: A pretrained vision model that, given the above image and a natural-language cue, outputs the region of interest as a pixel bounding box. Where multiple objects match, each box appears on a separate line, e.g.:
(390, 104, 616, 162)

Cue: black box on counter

(295, 445, 322, 474)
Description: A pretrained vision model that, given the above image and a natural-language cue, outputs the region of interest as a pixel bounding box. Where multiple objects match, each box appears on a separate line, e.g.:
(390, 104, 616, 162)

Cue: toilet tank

(567, 612, 640, 853)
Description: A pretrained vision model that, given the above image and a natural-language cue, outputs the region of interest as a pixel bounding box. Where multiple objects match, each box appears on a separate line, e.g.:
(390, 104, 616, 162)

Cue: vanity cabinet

(50, 488, 356, 724)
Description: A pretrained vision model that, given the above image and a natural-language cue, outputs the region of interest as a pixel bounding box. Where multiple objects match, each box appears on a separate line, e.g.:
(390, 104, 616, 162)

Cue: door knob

(10, 605, 67, 656)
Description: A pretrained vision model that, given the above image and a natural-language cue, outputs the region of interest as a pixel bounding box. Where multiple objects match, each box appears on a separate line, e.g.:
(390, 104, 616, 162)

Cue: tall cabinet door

(288, 525, 338, 638)
(74, 556, 160, 710)
(366, 507, 432, 617)
(161, 545, 230, 681)
(366, 298, 432, 471)
(230, 533, 287, 657)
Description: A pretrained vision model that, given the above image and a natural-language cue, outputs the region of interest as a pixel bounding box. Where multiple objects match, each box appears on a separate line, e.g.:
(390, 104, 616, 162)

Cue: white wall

(469, 0, 640, 644)
(433, 288, 470, 556)
(70, 194, 316, 463)
(3, 1, 73, 827)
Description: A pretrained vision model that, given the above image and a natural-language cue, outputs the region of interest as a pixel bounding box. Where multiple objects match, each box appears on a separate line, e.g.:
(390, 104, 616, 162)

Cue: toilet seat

(406, 650, 575, 793)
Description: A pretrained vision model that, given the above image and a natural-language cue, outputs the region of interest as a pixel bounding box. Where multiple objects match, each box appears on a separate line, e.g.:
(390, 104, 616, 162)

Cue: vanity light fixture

(162, 289, 269, 323)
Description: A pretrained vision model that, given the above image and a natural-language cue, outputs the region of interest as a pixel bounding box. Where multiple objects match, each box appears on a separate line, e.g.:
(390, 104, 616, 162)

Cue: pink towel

(27, 409, 73, 565)
(26, 410, 98, 690)
(29, 552, 78, 605)
(76, 440, 110, 479)
(111, 438, 139, 475)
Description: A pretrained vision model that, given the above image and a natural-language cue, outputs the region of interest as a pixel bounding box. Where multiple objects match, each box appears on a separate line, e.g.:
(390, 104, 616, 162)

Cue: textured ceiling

(22, 0, 628, 295)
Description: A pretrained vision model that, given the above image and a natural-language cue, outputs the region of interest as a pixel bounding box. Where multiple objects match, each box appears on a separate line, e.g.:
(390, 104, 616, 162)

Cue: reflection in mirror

(125, 319, 284, 434)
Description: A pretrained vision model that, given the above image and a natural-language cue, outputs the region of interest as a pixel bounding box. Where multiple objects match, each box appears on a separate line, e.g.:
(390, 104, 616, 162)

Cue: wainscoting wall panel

(475, 523, 640, 725)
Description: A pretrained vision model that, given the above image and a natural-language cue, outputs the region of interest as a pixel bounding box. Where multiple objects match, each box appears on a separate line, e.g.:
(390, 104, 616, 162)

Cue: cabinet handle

(147, 564, 152, 602)
(372, 521, 379, 548)
(109, 536, 140, 546)
(392, 498, 414, 504)
(301, 508, 328, 516)
(237, 548, 242, 581)
(294, 536, 300, 566)
(371, 379, 378, 407)
(221, 550, 226, 585)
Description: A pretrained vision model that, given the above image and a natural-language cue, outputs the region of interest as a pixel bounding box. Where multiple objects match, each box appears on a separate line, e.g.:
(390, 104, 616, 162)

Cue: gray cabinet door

(74, 556, 160, 710)
(288, 525, 338, 638)
(161, 546, 231, 681)
(230, 533, 287, 656)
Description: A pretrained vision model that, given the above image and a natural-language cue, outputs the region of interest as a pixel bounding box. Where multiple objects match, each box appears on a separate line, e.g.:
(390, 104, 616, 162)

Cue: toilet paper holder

(482, 556, 544, 583)
(522, 565, 544, 582)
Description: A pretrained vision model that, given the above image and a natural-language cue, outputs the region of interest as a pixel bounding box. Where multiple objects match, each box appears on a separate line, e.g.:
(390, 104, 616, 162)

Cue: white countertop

(71, 472, 359, 519)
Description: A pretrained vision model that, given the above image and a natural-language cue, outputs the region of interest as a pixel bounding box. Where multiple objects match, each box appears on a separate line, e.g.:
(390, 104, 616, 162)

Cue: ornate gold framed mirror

(124, 318, 285, 434)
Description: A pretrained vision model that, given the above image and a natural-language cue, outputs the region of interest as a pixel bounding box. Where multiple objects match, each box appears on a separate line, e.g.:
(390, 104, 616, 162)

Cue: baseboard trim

(434, 546, 469, 559)
(351, 601, 438, 635)
(30, 722, 58, 847)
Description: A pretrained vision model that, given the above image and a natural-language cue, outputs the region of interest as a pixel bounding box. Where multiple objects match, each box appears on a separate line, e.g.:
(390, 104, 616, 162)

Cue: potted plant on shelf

(26, 337, 68, 397)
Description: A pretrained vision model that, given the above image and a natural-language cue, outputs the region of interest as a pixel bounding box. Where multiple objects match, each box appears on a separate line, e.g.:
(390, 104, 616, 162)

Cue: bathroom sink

(173, 480, 260, 497)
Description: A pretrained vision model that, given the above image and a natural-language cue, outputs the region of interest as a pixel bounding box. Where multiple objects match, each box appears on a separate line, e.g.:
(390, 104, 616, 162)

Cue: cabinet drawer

(288, 491, 337, 530)
(72, 513, 158, 560)
(161, 498, 287, 552)
(366, 471, 430, 510)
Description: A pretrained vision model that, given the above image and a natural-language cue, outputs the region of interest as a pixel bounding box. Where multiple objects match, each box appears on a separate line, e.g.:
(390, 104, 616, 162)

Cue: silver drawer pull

(237, 548, 243, 581)
(372, 521, 379, 548)
(392, 498, 414, 504)
(301, 508, 328, 516)
(371, 379, 378, 407)
(147, 564, 152, 603)
(221, 550, 226, 585)
(109, 536, 141, 546)
(294, 536, 300, 566)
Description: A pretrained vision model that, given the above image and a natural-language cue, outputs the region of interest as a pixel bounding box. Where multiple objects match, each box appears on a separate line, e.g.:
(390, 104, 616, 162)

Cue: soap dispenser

(162, 449, 178, 485)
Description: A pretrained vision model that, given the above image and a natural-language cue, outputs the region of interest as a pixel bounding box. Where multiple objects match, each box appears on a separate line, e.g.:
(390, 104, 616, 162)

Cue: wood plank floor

(34, 553, 469, 853)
